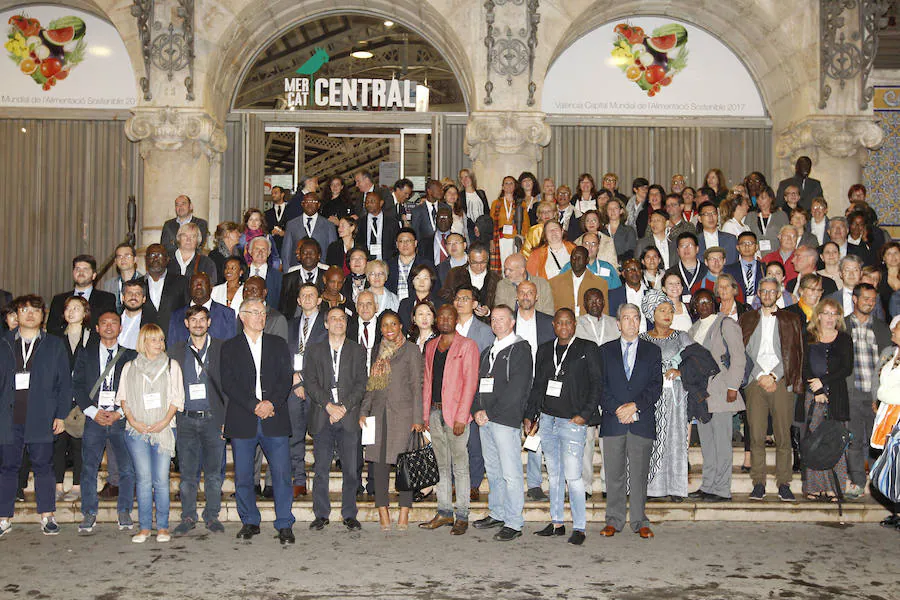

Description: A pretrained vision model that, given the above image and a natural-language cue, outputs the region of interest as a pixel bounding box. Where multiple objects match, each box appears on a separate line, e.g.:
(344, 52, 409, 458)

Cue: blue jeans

(0, 425, 54, 516)
(81, 418, 135, 516)
(540, 414, 587, 531)
(125, 433, 172, 530)
(175, 412, 225, 522)
(480, 421, 524, 531)
(526, 444, 545, 489)
(231, 420, 294, 530)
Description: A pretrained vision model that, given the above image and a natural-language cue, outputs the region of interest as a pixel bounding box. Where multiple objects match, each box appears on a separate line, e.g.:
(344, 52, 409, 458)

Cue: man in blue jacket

(167, 272, 236, 344)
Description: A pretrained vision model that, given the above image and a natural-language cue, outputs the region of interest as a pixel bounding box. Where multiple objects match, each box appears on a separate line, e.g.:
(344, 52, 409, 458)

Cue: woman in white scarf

(118, 324, 184, 543)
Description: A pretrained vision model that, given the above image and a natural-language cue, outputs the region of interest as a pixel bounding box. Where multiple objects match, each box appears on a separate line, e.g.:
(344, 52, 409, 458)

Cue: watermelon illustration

(611, 21, 689, 98)
(6, 14, 88, 91)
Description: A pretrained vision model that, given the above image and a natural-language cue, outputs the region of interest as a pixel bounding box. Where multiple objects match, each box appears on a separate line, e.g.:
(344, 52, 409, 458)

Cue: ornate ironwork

(178, 0, 195, 101)
(484, 0, 540, 105)
(526, 0, 539, 106)
(131, 0, 153, 101)
(484, 0, 496, 105)
(492, 30, 529, 84)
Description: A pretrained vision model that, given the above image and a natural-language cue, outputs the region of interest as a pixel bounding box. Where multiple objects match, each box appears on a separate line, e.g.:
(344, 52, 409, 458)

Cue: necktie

(103, 348, 114, 391)
(370, 216, 378, 245)
(744, 262, 755, 295)
(253, 267, 260, 277)
(275, 205, 283, 222)
(439, 234, 448, 263)
(306, 271, 314, 283)
(362, 321, 370, 347)
(298, 317, 309, 355)
(306, 216, 313, 235)
(558, 211, 564, 223)
(76, 291, 84, 297)
(431, 204, 437, 226)
(624, 341, 634, 380)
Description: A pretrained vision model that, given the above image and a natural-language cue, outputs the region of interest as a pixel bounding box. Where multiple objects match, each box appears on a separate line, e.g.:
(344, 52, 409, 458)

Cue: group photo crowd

(3, 158, 900, 546)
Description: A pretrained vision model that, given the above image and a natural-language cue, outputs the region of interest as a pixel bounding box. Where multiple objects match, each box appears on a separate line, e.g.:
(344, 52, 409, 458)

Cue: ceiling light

(351, 50, 374, 59)
(384, 20, 394, 27)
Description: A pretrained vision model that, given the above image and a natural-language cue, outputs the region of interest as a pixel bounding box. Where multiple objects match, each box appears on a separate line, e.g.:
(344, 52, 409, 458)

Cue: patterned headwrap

(641, 288, 673, 322)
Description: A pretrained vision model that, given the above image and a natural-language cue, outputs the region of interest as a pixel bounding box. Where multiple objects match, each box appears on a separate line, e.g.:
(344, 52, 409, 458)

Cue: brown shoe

(600, 525, 617, 537)
(450, 520, 468, 535)
(637, 526, 655, 539)
(293, 485, 307, 499)
(99, 484, 119, 499)
(470, 487, 480, 502)
(418, 514, 454, 529)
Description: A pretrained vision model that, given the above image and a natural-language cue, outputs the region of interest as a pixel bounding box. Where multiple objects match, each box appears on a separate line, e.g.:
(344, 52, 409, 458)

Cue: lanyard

(20, 337, 36, 370)
(549, 247, 564, 271)
(190, 340, 208, 382)
(331, 343, 342, 383)
(758, 214, 770, 235)
(679, 262, 700, 290)
(503, 198, 514, 223)
(552, 341, 573, 378)
(587, 317, 605, 345)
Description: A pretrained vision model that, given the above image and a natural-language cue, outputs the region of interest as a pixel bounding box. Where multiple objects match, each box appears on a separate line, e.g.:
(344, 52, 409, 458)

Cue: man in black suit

(423, 206, 455, 266)
(282, 193, 337, 272)
(305, 308, 368, 531)
(168, 306, 227, 536)
(387, 228, 432, 301)
(221, 298, 295, 544)
(436, 233, 468, 289)
(347, 290, 380, 374)
(72, 310, 137, 533)
(265, 186, 298, 256)
(46, 255, 117, 335)
(246, 236, 283, 305)
(141, 244, 189, 335)
(663, 233, 708, 302)
(355, 191, 400, 262)
(279, 238, 328, 318)
(237, 276, 288, 340)
(160, 195, 209, 258)
(776, 156, 823, 212)
(410, 179, 450, 250)
(354, 169, 396, 220)
(722, 232, 767, 304)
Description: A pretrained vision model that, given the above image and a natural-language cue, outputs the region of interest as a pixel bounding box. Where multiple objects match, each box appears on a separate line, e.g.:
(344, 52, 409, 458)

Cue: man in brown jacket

(739, 276, 804, 502)
(437, 243, 500, 320)
(548, 247, 608, 317)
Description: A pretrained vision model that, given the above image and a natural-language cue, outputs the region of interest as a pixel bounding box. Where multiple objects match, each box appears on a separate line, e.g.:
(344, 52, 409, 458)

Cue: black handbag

(800, 400, 851, 472)
(395, 431, 440, 492)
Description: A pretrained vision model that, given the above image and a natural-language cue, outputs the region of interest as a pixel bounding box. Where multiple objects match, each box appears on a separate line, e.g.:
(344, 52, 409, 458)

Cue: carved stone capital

(776, 116, 884, 169)
(464, 111, 551, 163)
(126, 108, 227, 160)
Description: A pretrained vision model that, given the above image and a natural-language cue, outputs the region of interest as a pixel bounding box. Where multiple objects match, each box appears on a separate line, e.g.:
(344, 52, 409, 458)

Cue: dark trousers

(468, 422, 486, 489)
(312, 422, 359, 520)
(372, 461, 412, 508)
(1, 425, 55, 516)
(847, 390, 876, 487)
(231, 420, 294, 530)
(53, 431, 82, 485)
(81, 418, 135, 516)
(287, 394, 308, 486)
(175, 412, 226, 522)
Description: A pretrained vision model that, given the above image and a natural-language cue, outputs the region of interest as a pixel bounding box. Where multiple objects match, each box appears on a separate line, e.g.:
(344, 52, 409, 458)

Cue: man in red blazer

(419, 304, 480, 535)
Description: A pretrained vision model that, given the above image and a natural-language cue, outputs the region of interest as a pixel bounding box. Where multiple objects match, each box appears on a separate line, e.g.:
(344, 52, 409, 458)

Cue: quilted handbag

(871, 425, 900, 504)
(395, 432, 440, 492)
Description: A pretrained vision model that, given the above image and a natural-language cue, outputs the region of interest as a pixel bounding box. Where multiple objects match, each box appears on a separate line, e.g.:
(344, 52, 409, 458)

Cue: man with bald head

(167, 272, 236, 344)
(282, 192, 337, 272)
(161, 195, 209, 258)
(278, 238, 328, 318)
(141, 243, 189, 335)
(355, 191, 401, 261)
(549, 247, 608, 317)
(494, 253, 554, 315)
(237, 276, 288, 340)
(786, 245, 837, 297)
(560, 232, 622, 290)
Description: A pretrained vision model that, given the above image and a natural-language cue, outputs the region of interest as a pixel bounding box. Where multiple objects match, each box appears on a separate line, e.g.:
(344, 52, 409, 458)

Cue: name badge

(98, 391, 117, 410)
(370, 244, 382, 257)
(189, 384, 207, 400)
(523, 434, 541, 452)
(479, 377, 494, 393)
(759, 239, 772, 252)
(746, 295, 756, 306)
(546, 380, 563, 397)
(599, 267, 611, 277)
(331, 387, 340, 404)
(682, 294, 692, 303)
(15, 372, 30, 390)
(502, 225, 514, 235)
(143, 392, 162, 410)
(663, 377, 675, 390)
(293, 353, 304, 373)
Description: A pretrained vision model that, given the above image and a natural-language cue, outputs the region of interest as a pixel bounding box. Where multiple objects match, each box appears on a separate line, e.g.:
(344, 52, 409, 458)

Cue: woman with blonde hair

(170, 222, 218, 282)
(521, 200, 557, 258)
(526, 220, 575, 279)
(119, 324, 184, 542)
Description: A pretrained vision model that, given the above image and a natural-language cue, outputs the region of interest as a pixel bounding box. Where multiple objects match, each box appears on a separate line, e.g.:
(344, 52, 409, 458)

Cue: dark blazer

(221, 333, 293, 439)
(0, 289, 12, 312)
(264, 203, 296, 255)
(166, 338, 225, 427)
(847, 241, 877, 267)
(235, 305, 289, 340)
(140, 273, 189, 336)
(723, 259, 766, 300)
(282, 214, 338, 272)
(346, 315, 382, 372)
(697, 230, 739, 265)
(665, 262, 709, 297)
(526, 338, 602, 425)
(287, 311, 328, 356)
(325, 239, 357, 271)
(515, 310, 556, 351)
(167, 301, 236, 344)
(471, 338, 533, 428)
(386, 255, 433, 296)
(72, 339, 137, 411)
(1, 332, 72, 444)
(245, 267, 283, 310)
(353, 185, 397, 221)
(776, 176, 823, 212)
(303, 339, 368, 434)
(435, 259, 461, 289)
(410, 201, 450, 254)
(398, 293, 441, 331)
(800, 331, 853, 422)
(47, 288, 117, 335)
(0, 340, 12, 444)
(355, 211, 401, 261)
(437, 266, 501, 309)
(161, 216, 209, 258)
(278, 266, 328, 318)
(598, 337, 663, 440)
(166, 252, 218, 284)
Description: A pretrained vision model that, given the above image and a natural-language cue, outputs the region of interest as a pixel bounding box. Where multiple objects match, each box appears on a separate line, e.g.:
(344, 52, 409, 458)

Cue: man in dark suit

(785, 246, 837, 298)
(608, 259, 649, 332)
(72, 310, 137, 533)
(386, 228, 432, 301)
(598, 303, 662, 539)
(438, 244, 500, 319)
(776, 156, 823, 212)
(410, 179, 450, 252)
(160, 195, 209, 258)
(246, 236, 282, 306)
(46, 255, 117, 335)
(355, 191, 400, 262)
(436, 233, 468, 289)
(265, 186, 299, 256)
(663, 233, 708, 301)
(167, 273, 236, 344)
(221, 298, 295, 543)
(305, 308, 368, 531)
(141, 244, 189, 335)
(282, 192, 337, 272)
(236, 276, 288, 341)
(353, 169, 397, 220)
(825, 255, 864, 316)
(279, 238, 328, 318)
(167, 306, 226, 535)
(697, 202, 738, 265)
(723, 232, 767, 303)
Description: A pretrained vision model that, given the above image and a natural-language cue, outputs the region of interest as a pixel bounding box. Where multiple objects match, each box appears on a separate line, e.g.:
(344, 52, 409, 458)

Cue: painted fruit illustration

(612, 22, 689, 97)
(5, 14, 87, 90)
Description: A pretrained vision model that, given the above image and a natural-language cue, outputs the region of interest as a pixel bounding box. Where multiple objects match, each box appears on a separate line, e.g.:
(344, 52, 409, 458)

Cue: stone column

(464, 111, 551, 195)
(776, 116, 883, 215)
(125, 107, 227, 250)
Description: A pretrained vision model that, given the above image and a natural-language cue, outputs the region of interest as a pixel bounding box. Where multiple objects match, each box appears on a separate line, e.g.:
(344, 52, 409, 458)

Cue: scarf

(798, 299, 814, 320)
(243, 229, 265, 264)
(366, 339, 403, 392)
(123, 353, 176, 455)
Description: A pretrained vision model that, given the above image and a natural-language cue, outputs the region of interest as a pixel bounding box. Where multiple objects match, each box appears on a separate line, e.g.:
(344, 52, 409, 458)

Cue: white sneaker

(156, 531, 171, 543)
(132, 531, 150, 543)
(0, 519, 11, 537)
(41, 516, 60, 535)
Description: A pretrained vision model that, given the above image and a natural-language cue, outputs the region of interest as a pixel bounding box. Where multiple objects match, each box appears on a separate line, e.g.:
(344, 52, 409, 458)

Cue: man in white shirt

(352, 291, 379, 373)
(493, 253, 554, 315)
(828, 217, 851, 258)
(697, 201, 738, 264)
(102, 243, 144, 313)
(118, 281, 146, 350)
(282, 193, 337, 271)
(827, 255, 863, 316)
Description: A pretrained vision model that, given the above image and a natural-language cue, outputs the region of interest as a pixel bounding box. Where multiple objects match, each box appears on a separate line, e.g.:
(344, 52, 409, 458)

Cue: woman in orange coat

(526, 220, 576, 279)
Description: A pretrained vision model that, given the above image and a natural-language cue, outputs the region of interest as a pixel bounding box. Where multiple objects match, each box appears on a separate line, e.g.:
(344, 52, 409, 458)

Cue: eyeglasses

(368, 272, 387, 278)
(18, 307, 41, 314)
(240, 310, 266, 317)
(758, 289, 779, 296)
(738, 241, 757, 247)
(454, 296, 474, 302)
(470, 260, 488, 265)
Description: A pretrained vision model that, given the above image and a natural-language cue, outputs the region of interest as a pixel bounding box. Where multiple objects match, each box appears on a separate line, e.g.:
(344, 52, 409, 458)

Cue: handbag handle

(406, 430, 425, 451)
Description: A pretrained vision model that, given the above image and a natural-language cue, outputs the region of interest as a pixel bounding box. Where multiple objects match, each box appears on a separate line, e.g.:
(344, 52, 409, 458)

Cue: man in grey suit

(282, 193, 337, 272)
(304, 308, 368, 531)
(688, 290, 746, 502)
(493, 253, 555, 315)
(410, 179, 450, 254)
(160, 195, 209, 258)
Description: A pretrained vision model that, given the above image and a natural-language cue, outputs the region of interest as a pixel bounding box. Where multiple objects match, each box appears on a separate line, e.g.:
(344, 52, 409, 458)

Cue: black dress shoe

(880, 514, 899, 528)
(669, 495, 686, 503)
(254, 485, 264, 499)
(309, 517, 330, 531)
(493, 526, 522, 541)
(277, 528, 295, 544)
(236, 524, 260, 540)
(534, 523, 566, 537)
(343, 517, 362, 531)
(740, 465, 751, 473)
(687, 489, 708, 499)
(473, 516, 504, 529)
(701, 494, 731, 503)
(567, 531, 586, 546)
(262, 486, 274, 499)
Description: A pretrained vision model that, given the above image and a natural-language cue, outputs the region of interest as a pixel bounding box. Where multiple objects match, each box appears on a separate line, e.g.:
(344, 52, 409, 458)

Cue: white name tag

(98, 391, 117, 410)
(546, 380, 563, 397)
(479, 377, 494, 393)
(143, 392, 162, 410)
(502, 225, 514, 235)
(682, 294, 692, 303)
(189, 384, 207, 400)
(523, 434, 541, 452)
(293, 353, 304, 373)
(370, 244, 382, 257)
(599, 267, 611, 277)
(15, 372, 30, 390)
(663, 377, 674, 389)
(331, 387, 340, 404)
(759, 240, 772, 252)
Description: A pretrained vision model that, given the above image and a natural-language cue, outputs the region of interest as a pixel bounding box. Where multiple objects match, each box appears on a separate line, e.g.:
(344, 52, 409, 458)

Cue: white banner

(543, 17, 765, 118)
(1, 5, 137, 109)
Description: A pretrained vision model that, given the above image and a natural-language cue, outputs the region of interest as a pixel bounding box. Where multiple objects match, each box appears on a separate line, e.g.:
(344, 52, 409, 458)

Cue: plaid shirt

(848, 314, 878, 392)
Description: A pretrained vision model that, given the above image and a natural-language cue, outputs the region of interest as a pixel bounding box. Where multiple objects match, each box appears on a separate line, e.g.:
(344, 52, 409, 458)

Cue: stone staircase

(11, 446, 887, 525)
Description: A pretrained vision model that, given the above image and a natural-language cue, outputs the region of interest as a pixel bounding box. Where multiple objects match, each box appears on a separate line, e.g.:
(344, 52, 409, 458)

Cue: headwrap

(641, 288, 673, 322)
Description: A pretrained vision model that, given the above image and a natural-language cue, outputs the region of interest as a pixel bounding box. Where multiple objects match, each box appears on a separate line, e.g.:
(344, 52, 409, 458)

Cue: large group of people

(2, 158, 899, 546)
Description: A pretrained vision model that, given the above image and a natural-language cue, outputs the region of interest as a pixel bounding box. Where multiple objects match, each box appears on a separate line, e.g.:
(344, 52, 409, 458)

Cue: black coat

(799, 331, 854, 422)
(472, 338, 534, 428)
(303, 339, 368, 434)
(72, 339, 137, 413)
(46, 289, 117, 335)
(679, 343, 720, 424)
(278, 266, 328, 319)
(140, 273, 189, 336)
(526, 338, 602, 425)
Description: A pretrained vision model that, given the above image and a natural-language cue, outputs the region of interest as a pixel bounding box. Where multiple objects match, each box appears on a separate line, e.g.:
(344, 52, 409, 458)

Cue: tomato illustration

(10, 16, 41, 37)
(644, 64, 667, 85)
(40, 57, 62, 78)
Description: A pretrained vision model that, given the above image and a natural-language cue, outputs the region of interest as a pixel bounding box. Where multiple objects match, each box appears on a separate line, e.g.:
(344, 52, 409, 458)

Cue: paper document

(523, 435, 541, 452)
(361, 417, 376, 445)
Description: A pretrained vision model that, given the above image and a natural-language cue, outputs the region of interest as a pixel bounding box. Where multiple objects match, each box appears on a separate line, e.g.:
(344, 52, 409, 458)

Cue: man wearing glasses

(438, 244, 500, 320)
(723, 232, 767, 306)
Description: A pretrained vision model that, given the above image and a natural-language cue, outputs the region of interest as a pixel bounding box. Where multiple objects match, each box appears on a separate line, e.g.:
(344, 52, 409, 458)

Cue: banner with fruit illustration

(542, 17, 765, 117)
(1, 5, 137, 109)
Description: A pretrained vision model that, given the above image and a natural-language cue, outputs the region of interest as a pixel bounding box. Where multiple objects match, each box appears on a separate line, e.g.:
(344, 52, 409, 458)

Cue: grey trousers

(602, 432, 652, 533)
(582, 426, 606, 494)
(429, 411, 470, 520)
(697, 412, 734, 498)
(847, 390, 875, 487)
